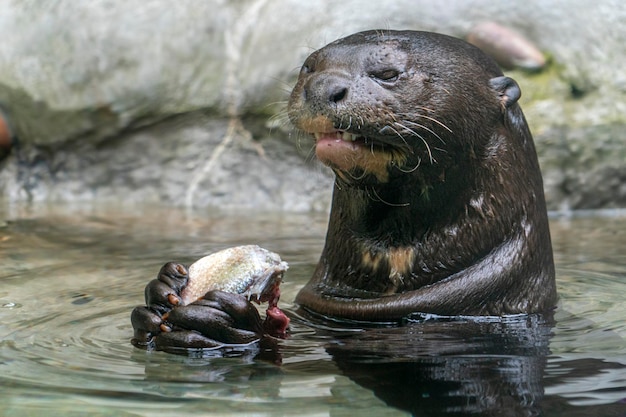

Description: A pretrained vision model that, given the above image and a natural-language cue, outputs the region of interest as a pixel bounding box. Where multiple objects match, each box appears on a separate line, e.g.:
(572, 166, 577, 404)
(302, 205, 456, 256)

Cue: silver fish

(179, 245, 288, 306)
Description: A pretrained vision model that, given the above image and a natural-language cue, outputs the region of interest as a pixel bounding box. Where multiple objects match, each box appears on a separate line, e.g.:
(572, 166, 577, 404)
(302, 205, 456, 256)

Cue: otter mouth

(312, 130, 371, 165)
(313, 130, 366, 144)
(312, 130, 405, 183)
(312, 130, 391, 152)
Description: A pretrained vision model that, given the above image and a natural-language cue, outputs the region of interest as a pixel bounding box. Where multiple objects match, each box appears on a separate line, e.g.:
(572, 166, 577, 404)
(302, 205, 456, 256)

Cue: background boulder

(0, 0, 624, 211)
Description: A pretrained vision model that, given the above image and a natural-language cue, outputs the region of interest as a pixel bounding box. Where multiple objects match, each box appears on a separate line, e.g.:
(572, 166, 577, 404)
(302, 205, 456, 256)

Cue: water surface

(0, 203, 624, 416)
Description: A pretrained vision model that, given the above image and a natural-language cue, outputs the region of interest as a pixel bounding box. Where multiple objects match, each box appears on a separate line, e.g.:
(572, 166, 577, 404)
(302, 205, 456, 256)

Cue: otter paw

(162, 291, 264, 346)
(130, 305, 164, 348)
(144, 262, 189, 313)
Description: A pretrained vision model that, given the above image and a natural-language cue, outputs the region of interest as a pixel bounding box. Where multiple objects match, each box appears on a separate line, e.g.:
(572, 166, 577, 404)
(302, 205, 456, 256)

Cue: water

(0, 203, 624, 416)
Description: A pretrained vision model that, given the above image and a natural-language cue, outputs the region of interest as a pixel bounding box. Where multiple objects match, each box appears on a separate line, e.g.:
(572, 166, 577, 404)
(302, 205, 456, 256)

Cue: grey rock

(0, 0, 624, 211)
(0, 113, 333, 211)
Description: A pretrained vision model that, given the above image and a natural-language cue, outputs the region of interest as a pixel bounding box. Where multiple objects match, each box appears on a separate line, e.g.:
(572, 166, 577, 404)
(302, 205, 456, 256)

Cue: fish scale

(179, 245, 288, 306)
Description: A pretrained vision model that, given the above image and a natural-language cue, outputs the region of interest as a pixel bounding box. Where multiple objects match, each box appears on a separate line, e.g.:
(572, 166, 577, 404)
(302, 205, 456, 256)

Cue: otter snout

(301, 72, 351, 112)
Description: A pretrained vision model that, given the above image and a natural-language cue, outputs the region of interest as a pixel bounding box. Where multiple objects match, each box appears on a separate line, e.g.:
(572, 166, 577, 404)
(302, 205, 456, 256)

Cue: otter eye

(301, 57, 316, 74)
(370, 69, 400, 83)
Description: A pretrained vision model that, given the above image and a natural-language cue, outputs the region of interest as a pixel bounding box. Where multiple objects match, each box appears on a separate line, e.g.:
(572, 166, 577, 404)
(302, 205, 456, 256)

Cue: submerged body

(288, 30, 556, 320)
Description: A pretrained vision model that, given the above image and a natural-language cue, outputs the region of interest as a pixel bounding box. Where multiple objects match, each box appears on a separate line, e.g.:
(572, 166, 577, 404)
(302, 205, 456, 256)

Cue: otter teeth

(313, 131, 358, 141)
(339, 132, 357, 142)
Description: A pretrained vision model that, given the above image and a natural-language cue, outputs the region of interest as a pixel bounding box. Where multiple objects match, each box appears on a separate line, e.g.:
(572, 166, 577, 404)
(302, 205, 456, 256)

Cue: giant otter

(131, 30, 556, 349)
(289, 29, 556, 320)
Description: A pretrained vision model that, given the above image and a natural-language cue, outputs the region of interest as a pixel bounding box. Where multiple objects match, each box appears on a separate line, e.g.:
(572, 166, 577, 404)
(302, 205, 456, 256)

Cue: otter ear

(489, 76, 521, 109)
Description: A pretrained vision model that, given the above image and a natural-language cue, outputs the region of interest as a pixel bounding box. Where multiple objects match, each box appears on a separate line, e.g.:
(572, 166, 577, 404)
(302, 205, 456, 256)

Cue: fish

(179, 245, 288, 306)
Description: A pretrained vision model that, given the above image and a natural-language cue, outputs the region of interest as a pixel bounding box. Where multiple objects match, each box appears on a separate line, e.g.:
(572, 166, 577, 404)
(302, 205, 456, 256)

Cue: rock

(466, 22, 546, 71)
(538, 124, 626, 210)
(0, 112, 333, 211)
(0, 0, 624, 211)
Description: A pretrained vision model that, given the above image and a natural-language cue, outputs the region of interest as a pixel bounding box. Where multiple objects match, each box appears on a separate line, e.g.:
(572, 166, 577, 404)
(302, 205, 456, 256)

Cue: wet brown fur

(288, 30, 556, 321)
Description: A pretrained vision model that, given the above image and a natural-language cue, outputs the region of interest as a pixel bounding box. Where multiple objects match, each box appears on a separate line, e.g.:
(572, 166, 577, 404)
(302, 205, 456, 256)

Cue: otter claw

(167, 293, 180, 306)
(175, 264, 187, 275)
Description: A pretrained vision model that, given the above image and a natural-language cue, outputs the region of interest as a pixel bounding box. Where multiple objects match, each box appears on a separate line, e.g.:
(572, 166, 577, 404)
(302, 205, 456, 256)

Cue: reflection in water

(313, 314, 553, 416)
(0, 204, 625, 416)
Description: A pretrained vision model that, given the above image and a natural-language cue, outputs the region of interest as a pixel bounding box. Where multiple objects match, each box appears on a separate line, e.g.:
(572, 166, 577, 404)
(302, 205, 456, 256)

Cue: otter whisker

(267, 107, 292, 129)
(410, 108, 453, 134)
(303, 142, 317, 163)
(297, 134, 315, 158)
(265, 99, 289, 109)
(380, 124, 412, 152)
(368, 186, 410, 207)
(363, 187, 378, 203)
(392, 122, 435, 164)
(400, 119, 447, 147)
(396, 156, 422, 173)
(347, 168, 368, 181)
(395, 110, 450, 145)
(367, 141, 375, 156)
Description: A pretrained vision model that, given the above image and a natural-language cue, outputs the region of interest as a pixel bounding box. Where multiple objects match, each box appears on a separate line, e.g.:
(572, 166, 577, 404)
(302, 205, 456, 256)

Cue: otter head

(288, 30, 522, 191)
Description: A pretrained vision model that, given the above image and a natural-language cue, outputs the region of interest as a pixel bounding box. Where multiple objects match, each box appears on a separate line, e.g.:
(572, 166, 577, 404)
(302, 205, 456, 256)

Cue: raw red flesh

(262, 286, 289, 337)
(264, 305, 290, 338)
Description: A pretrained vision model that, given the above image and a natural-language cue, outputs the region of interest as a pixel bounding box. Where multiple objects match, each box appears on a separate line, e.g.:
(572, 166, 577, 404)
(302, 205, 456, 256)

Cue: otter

(131, 30, 556, 349)
(289, 30, 556, 320)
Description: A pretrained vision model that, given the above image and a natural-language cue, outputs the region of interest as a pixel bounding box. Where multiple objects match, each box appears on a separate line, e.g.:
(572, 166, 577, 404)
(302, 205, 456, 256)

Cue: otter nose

(304, 74, 349, 106)
(328, 84, 348, 103)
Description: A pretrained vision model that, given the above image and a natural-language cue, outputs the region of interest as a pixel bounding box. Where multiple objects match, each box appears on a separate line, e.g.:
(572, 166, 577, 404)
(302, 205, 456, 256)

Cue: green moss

(507, 62, 570, 104)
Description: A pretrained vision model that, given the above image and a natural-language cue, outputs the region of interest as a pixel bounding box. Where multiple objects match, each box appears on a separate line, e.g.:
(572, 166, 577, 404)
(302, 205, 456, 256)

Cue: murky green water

(0, 203, 625, 416)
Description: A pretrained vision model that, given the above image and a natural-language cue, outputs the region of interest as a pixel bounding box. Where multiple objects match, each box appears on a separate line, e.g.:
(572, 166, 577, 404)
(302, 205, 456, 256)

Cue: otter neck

(328, 177, 458, 246)
(315, 181, 440, 296)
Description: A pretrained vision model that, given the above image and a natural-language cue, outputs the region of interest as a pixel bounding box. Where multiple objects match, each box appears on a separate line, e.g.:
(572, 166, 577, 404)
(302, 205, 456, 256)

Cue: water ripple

(1, 207, 625, 416)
